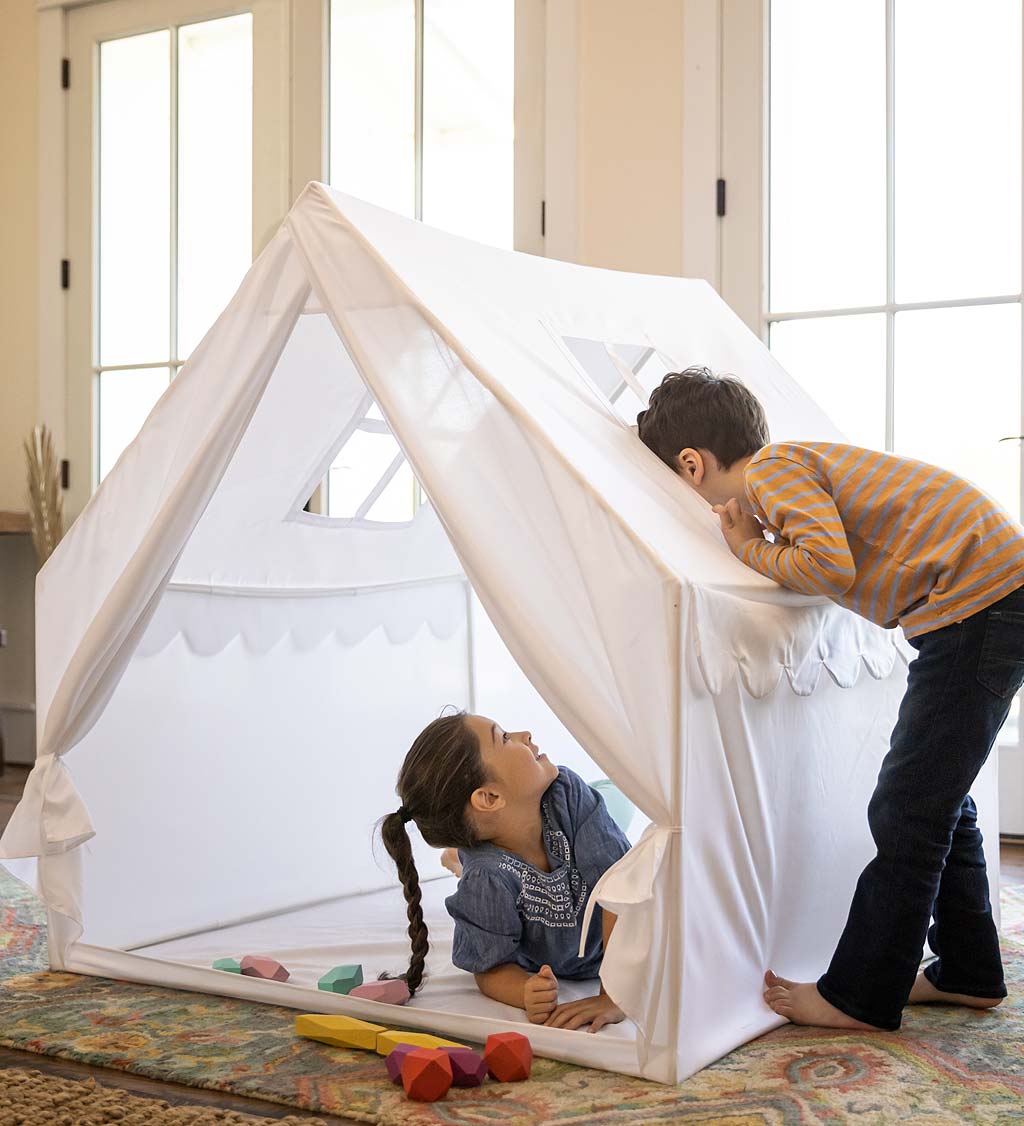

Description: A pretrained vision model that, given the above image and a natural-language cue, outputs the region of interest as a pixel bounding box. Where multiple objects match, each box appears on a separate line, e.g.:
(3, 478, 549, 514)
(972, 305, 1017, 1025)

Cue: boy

(638, 365, 1023, 1030)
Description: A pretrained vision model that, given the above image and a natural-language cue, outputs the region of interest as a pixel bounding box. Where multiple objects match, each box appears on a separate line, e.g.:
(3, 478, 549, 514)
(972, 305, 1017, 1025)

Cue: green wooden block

(212, 958, 242, 973)
(318, 964, 364, 994)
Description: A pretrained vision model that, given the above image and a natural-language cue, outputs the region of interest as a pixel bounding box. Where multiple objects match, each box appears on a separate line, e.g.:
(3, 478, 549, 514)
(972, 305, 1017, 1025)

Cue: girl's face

(465, 714, 559, 801)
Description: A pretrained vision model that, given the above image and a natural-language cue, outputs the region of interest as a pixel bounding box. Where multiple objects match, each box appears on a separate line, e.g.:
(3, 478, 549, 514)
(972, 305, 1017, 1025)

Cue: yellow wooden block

(295, 1013, 387, 1051)
(375, 1029, 468, 1056)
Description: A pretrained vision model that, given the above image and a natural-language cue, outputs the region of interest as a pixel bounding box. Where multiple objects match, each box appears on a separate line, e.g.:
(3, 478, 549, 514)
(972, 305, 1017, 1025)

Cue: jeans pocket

(977, 609, 1024, 698)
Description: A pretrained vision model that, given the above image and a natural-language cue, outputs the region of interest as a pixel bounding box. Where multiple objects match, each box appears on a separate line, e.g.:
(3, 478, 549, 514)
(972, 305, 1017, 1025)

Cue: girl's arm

(475, 963, 559, 1023)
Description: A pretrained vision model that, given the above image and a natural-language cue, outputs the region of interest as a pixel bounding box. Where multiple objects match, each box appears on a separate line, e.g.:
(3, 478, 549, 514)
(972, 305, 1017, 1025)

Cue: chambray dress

(445, 766, 631, 979)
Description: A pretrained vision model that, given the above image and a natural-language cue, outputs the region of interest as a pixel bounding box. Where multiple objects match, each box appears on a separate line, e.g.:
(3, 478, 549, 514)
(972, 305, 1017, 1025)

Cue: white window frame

(694, 0, 1024, 833)
(39, 0, 548, 523)
(38, 0, 327, 523)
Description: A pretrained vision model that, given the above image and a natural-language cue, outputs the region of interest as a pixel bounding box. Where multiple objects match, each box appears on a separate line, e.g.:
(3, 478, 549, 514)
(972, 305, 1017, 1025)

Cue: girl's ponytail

(379, 711, 487, 997)
(381, 809, 429, 994)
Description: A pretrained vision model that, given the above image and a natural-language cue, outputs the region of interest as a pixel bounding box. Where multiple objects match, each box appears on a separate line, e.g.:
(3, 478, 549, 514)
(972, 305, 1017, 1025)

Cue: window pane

(769, 315, 887, 450)
(895, 0, 1022, 303)
(893, 304, 1021, 515)
(177, 15, 253, 359)
(99, 31, 171, 366)
(98, 368, 171, 480)
(769, 0, 886, 311)
(422, 0, 514, 247)
(328, 428, 404, 517)
(329, 0, 415, 216)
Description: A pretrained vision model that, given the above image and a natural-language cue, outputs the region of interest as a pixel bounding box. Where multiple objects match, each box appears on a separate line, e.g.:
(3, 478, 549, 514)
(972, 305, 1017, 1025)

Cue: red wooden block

(484, 1032, 532, 1082)
(350, 979, 410, 1005)
(385, 1043, 417, 1084)
(239, 955, 289, 982)
(443, 1047, 488, 1087)
(401, 1048, 453, 1102)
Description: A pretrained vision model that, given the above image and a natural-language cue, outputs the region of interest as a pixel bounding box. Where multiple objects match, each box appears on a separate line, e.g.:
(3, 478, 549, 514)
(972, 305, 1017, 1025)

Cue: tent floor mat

(2, 873, 1023, 1125)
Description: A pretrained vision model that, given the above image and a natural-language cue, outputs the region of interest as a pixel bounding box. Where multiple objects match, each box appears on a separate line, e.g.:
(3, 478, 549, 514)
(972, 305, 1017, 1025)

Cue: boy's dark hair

(379, 711, 488, 995)
(637, 365, 769, 472)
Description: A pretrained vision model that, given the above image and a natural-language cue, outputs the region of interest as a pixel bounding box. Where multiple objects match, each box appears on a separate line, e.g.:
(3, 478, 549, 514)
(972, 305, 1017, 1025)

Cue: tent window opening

(326, 407, 425, 522)
(561, 337, 675, 426)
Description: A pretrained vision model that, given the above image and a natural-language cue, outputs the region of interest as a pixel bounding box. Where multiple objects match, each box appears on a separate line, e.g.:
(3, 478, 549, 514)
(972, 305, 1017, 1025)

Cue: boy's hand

(523, 965, 559, 1024)
(712, 498, 765, 557)
(544, 991, 625, 1033)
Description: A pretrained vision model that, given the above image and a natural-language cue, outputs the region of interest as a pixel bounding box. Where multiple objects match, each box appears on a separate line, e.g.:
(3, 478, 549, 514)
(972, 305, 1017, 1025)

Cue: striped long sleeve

(737, 443, 1024, 638)
(738, 462, 857, 597)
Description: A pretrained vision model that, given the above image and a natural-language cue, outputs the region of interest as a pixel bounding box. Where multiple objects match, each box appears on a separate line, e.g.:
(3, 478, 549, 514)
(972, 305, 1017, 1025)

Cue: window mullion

(884, 0, 896, 452)
(170, 24, 180, 369)
(414, 0, 424, 221)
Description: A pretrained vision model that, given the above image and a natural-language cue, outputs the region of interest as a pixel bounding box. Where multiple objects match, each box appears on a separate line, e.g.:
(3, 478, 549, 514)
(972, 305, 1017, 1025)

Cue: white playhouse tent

(1, 184, 1000, 1084)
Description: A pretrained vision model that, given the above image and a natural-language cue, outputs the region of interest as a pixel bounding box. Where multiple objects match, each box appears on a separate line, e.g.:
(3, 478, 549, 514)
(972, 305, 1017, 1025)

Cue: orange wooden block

(484, 1031, 532, 1082)
(401, 1048, 453, 1102)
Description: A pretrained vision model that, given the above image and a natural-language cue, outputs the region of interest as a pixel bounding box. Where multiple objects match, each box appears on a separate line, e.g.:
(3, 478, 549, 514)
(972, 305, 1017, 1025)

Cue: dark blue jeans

(817, 584, 1024, 1029)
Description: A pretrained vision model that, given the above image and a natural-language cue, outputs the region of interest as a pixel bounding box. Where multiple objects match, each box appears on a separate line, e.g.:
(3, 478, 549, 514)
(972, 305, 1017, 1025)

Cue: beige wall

(0, 0, 39, 762)
(577, 0, 685, 277)
(0, 0, 40, 515)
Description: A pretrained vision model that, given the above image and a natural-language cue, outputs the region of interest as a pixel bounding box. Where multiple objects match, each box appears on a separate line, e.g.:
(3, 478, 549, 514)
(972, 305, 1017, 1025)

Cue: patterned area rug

(2, 871, 1023, 1125)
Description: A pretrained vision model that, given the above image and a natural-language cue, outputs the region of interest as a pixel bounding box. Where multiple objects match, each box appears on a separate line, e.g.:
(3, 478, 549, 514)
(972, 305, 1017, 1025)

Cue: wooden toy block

(318, 964, 363, 994)
(212, 958, 241, 973)
(294, 1014, 387, 1051)
(385, 1043, 418, 1084)
(239, 954, 289, 982)
(349, 979, 410, 1005)
(443, 1047, 488, 1087)
(375, 1029, 468, 1056)
(484, 1032, 533, 1082)
(401, 1048, 453, 1102)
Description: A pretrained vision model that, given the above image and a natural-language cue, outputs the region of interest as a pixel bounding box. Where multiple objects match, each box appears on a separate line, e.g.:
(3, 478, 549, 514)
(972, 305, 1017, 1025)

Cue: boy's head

(637, 366, 769, 506)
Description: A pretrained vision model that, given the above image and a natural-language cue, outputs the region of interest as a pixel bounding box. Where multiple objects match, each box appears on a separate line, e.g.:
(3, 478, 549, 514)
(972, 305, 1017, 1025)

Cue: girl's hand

(523, 964, 558, 1024)
(712, 498, 764, 557)
(544, 991, 625, 1033)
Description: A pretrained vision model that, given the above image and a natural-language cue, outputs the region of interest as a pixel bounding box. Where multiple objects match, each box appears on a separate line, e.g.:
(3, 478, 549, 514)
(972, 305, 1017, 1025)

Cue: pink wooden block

(385, 1043, 418, 1084)
(239, 955, 290, 982)
(349, 979, 411, 1005)
(443, 1047, 488, 1087)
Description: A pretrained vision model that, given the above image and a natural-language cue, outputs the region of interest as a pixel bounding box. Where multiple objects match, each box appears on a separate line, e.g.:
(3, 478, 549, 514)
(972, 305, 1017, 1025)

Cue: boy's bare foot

(763, 970, 879, 1030)
(907, 970, 1004, 1010)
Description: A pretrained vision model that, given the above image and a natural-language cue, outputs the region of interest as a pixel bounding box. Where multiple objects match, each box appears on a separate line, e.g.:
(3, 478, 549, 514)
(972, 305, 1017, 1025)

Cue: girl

(380, 711, 631, 1031)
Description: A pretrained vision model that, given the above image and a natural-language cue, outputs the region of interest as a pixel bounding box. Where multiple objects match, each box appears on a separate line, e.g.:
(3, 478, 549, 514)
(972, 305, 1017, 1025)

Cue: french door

(65, 0, 291, 520)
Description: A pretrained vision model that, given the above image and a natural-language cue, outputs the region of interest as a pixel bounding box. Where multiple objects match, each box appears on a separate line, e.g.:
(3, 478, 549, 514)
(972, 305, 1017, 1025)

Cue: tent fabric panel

(174, 310, 461, 592)
(65, 591, 471, 950)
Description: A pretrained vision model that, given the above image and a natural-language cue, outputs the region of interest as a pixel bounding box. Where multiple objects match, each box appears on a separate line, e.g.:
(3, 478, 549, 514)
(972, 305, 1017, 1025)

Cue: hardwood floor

(2, 764, 1023, 1121)
(0, 1049, 355, 1123)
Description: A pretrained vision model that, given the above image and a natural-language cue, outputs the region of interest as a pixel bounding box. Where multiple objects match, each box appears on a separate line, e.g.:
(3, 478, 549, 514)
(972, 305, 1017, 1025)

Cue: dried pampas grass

(24, 424, 64, 567)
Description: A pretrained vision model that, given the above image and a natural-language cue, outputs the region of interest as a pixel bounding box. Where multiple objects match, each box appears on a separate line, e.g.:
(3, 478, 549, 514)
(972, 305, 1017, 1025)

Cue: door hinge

(61, 58, 70, 90)
(61, 259, 70, 289)
(716, 178, 726, 218)
(60, 460, 70, 490)
(541, 199, 546, 238)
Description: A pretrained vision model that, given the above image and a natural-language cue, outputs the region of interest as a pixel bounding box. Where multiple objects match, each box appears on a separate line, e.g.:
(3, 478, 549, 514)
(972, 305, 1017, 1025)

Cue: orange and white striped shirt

(739, 442, 1024, 638)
